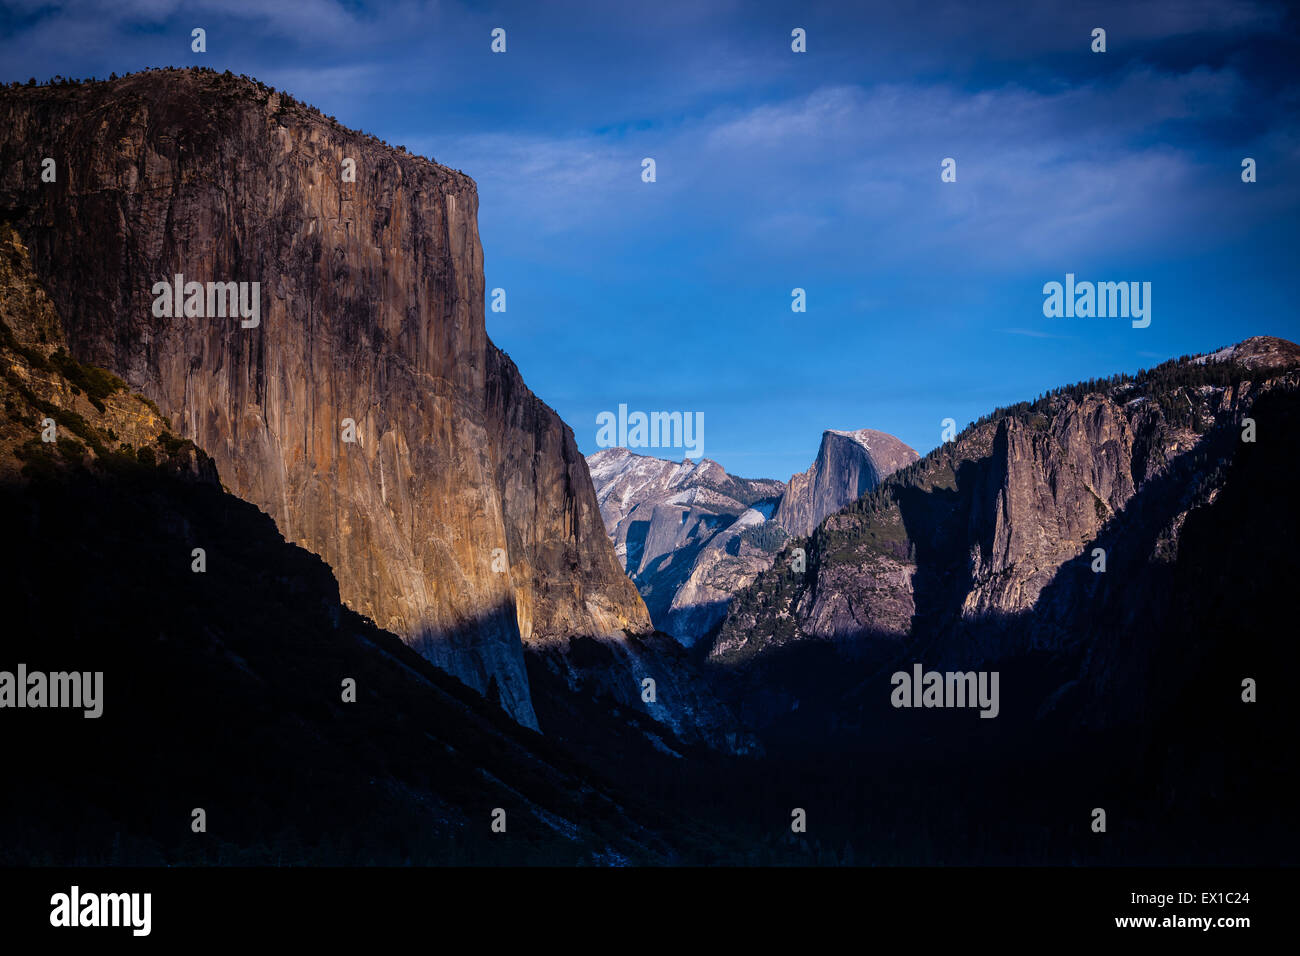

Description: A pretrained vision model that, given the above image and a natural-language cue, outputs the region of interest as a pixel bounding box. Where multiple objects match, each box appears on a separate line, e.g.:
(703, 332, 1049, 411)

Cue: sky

(2, 0, 1298, 479)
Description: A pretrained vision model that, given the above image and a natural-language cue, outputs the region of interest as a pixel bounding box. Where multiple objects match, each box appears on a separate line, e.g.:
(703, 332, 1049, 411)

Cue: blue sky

(2, 0, 1298, 480)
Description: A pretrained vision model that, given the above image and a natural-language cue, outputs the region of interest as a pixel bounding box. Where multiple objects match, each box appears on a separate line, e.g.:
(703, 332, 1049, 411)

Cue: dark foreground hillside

(1, 195, 1295, 865)
(535, 346, 1300, 865)
(0, 222, 712, 865)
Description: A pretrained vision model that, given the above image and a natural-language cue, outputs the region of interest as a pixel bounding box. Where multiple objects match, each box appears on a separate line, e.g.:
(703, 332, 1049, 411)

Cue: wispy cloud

(428, 65, 1297, 278)
(0, 0, 1294, 479)
(1001, 328, 1076, 340)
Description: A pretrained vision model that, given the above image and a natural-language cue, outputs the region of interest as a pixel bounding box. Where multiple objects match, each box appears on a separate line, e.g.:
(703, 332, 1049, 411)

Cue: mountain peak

(775, 427, 919, 537)
(1191, 335, 1300, 372)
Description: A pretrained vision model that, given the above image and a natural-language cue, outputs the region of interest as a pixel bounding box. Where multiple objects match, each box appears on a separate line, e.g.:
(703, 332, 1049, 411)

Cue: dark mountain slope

(717, 337, 1300, 671)
(0, 221, 697, 865)
(684, 338, 1299, 863)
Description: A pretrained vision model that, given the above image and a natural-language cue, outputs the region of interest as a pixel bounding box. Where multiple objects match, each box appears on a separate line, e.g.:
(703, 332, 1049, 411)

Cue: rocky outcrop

(716, 337, 1300, 666)
(662, 520, 776, 645)
(587, 447, 783, 645)
(0, 220, 214, 486)
(587, 431, 918, 648)
(589, 448, 783, 569)
(961, 394, 1138, 617)
(1, 223, 693, 865)
(774, 428, 918, 537)
(0, 70, 651, 729)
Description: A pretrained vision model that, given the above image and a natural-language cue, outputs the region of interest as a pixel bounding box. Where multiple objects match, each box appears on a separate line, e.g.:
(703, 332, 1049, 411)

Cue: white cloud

(423, 65, 1296, 273)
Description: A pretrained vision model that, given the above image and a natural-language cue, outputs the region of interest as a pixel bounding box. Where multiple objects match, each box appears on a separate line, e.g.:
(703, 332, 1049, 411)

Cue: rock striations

(714, 337, 1300, 671)
(586, 448, 785, 645)
(586, 427, 918, 647)
(0, 69, 650, 729)
(774, 428, 919, 537)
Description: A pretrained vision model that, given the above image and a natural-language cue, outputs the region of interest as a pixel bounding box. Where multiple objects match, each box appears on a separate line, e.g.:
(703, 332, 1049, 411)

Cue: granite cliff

(586, 448, 783, 645)
(586, 428, 917, 648)
(714, 337, 1300, 674)
(0, 69, 651, 729)
(0, 221, 696, 864)
(774, 428, 919, 537)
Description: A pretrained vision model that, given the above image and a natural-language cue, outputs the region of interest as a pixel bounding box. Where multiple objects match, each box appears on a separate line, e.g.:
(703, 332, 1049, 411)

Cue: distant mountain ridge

(586, 425, 918, 645)
(775, 428, 919, 536)
(2, 67, 1294, 870)
(714, 335, 1300, 689)
(587, 447, 784, 645)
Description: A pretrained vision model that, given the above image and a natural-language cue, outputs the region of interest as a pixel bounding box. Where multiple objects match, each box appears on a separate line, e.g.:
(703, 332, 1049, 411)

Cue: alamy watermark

(1042, 273, 1151, 328)
(890, 662, 999, 718)
(151, 274, 260, 328)
(0, 665, 102, 718)
(596, 404, 703, 460)
(50, 886, 150, 936)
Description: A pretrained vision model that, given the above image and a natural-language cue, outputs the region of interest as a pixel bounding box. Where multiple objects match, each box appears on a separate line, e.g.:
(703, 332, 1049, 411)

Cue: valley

(0, 68, 1294, 868)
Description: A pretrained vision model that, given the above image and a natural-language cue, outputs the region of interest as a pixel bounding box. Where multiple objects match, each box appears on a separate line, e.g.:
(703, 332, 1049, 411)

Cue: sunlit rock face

(715, 338, 1300, 672)
(0, 69, 651, 729)
(587, 447, 785, 646)
(775, 428, 919, 538)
